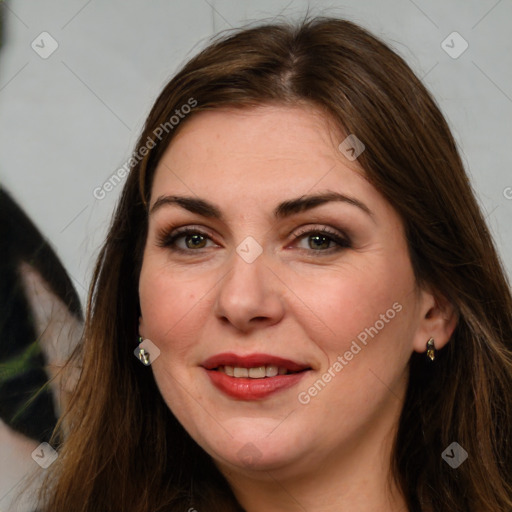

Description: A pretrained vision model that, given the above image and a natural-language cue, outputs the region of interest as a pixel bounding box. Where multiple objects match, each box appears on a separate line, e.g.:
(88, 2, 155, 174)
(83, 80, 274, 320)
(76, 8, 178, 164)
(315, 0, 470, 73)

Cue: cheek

(138, 258, 209, 354)
(292, 267, 417, 403)
(291, 261, 415, 426)
(294, 257, 412, 353)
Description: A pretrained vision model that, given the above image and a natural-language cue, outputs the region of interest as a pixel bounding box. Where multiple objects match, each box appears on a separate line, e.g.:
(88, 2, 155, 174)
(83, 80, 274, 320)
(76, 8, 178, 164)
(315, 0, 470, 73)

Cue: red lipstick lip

(203, 368, 309, 400)
(201, 352, 310, 372)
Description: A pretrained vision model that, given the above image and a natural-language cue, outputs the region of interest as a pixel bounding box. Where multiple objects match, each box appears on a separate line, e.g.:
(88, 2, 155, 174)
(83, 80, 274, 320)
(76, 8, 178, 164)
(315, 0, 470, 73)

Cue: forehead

(150, 105, 378, 213)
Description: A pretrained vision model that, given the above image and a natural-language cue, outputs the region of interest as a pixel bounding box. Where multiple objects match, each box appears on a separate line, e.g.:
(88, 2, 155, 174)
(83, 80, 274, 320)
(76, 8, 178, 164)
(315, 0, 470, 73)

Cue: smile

(217, 365, 290, 378)
(201, 353, 312, 400)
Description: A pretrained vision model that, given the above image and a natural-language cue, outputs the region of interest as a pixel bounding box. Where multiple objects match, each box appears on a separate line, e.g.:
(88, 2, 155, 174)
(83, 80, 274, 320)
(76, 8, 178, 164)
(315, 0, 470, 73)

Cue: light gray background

(1, 0, 511, 309)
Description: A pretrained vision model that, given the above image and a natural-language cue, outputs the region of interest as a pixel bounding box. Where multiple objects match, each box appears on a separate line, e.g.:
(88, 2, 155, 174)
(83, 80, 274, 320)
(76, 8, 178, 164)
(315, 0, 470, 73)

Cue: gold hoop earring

(426, 338, 436, 361)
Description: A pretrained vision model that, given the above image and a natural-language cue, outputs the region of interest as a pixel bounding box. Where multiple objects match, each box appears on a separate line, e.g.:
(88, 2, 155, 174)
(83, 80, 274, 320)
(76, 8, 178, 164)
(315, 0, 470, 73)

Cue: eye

(291, 226, 351, 253)
(156, 225, 351, 254)
(157, 227, 217, 251)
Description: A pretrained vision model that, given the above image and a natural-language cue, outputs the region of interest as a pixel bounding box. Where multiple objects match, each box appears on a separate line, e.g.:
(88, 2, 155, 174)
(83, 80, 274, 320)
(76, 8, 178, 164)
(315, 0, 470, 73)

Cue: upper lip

(202, 352, 311, 372)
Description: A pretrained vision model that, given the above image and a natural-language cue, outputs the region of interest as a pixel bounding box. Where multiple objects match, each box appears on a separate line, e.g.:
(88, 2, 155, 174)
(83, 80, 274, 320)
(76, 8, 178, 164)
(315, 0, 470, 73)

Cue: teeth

(265, 365, 279, 377)
(233, 367, 249, 378)
(249, 366, 266, 378)
(217, 365, 291, 378)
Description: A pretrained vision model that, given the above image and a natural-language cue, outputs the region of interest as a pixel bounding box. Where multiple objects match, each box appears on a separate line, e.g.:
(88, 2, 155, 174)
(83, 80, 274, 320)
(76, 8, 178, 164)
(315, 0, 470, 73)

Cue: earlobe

(413, 290, 458, 355)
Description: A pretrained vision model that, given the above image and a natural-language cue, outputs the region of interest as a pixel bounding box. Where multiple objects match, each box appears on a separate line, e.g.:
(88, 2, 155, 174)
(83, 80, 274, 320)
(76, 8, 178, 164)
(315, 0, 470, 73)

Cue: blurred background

(0, 1, 511, 510)
(1, 0, 511, 306)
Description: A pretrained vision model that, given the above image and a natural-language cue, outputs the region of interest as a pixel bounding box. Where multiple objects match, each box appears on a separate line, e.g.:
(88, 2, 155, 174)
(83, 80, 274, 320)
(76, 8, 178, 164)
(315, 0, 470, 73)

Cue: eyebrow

(149, 192, 374, 221)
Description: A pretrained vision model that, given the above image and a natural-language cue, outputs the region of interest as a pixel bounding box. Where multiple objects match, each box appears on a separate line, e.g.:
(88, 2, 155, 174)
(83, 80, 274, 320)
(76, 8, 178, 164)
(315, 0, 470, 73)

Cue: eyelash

(156, 225, 351, 255)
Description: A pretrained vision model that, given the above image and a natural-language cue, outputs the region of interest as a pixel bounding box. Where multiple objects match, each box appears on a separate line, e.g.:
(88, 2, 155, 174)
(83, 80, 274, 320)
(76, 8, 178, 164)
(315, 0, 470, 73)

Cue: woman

(39, 16, 512, 512)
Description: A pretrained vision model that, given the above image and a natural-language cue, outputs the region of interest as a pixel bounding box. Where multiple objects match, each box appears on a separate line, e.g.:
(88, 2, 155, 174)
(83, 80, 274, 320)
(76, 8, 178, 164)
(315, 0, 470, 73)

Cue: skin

(138, 105, 457, 511)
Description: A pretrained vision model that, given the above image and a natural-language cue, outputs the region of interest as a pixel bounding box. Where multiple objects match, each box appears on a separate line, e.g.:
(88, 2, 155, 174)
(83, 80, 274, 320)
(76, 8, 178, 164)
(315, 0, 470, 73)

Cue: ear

(412, 287, 458, 354)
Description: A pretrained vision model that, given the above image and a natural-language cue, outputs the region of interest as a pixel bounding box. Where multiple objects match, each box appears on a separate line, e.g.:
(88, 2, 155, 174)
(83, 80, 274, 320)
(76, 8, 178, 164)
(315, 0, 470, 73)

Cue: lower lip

(204, 369, 308, 400)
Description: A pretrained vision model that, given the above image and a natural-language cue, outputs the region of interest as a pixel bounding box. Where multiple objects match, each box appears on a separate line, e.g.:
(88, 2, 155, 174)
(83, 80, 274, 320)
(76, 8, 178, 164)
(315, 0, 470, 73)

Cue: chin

(196, 424, 309, 474)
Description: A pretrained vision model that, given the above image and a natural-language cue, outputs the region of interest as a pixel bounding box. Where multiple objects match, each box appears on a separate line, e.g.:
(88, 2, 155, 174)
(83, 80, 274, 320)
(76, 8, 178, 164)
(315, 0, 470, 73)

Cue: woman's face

(139, 105, 433, 479)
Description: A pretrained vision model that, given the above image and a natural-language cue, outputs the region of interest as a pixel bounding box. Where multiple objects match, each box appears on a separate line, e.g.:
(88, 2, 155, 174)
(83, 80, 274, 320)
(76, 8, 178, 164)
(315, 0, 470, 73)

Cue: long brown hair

(39, 16, 512, 511)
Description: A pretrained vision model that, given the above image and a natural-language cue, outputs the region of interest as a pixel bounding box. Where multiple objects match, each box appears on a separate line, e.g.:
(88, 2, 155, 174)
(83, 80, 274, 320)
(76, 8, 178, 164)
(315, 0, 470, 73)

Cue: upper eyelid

(157, 224, 350, 248)
(150, 204, 364, 235)
(157, 223, 347, 237)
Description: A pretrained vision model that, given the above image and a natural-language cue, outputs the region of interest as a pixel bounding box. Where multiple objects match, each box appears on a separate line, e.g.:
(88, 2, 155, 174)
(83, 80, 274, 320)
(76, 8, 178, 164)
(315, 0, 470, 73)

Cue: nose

(213, 249, 285, 333)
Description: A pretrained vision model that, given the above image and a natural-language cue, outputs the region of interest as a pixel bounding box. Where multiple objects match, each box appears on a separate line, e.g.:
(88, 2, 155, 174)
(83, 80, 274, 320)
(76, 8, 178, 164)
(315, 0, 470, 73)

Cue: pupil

(310, 235, 329, 250)
(187, 234, 206, 249)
